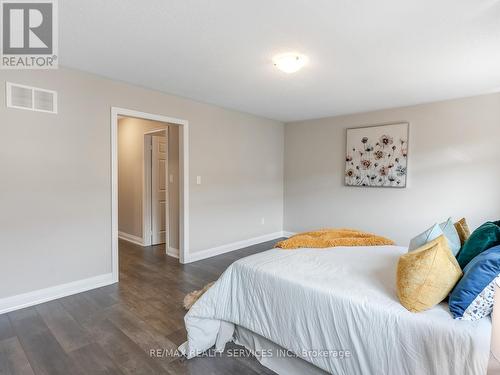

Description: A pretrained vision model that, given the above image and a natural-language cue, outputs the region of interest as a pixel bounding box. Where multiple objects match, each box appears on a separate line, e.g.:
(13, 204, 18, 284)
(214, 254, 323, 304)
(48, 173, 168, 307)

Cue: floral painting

(345, 122, 409, 188)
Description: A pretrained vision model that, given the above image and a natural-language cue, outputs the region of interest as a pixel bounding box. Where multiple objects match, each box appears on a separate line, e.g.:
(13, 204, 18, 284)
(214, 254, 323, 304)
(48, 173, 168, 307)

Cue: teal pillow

(456, 221, 500, 269)
(408, 223, 443, 251)
(439, 217, 461, 256)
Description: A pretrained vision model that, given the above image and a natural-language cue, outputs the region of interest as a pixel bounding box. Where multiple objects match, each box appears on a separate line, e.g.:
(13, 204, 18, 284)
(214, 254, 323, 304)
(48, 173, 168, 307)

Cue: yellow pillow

(397, 235, 462, 312)
(454, 217, 471, 246)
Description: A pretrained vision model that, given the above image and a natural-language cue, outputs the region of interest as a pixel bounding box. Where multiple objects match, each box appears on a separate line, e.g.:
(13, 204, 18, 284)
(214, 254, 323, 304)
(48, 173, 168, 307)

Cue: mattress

(180, 246, 491, 375)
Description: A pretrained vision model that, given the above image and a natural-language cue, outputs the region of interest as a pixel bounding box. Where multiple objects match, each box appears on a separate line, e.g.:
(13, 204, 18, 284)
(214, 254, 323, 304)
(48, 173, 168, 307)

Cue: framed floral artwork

(345, 122, 409, 188)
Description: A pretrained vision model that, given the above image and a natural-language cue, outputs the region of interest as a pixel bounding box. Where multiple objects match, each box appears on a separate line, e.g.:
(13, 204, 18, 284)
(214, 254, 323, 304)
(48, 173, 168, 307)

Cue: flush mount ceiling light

(272, 53, 308, 74)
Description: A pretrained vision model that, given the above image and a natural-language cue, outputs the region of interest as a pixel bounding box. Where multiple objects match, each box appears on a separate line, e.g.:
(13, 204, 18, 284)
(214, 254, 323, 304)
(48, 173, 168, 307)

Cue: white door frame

(111, 107, 189, 282)
(143, 129, 169, 248)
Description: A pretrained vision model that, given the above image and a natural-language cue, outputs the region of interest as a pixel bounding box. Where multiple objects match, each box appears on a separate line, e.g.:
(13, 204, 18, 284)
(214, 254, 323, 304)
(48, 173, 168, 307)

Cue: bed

(179, 245, 491, 375)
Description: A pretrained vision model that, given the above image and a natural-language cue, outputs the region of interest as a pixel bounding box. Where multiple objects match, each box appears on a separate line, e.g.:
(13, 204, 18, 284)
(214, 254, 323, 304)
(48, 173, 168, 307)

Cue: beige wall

(284, 93, 500, 245)
(117, 118, 180, 249)
(0, 67, 284, 299)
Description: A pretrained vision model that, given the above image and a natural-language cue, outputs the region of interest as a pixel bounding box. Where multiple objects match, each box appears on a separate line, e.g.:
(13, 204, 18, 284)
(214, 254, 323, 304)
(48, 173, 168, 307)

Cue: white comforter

(180, 246, 491, 375)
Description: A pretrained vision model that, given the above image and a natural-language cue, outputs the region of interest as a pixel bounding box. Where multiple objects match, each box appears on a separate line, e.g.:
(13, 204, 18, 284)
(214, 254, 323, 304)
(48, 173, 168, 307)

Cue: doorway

(111, 107, 189, 283)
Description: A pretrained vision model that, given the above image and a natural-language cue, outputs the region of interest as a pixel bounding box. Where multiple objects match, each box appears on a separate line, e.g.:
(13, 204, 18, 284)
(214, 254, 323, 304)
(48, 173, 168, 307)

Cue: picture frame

(345, 122, 409, 188)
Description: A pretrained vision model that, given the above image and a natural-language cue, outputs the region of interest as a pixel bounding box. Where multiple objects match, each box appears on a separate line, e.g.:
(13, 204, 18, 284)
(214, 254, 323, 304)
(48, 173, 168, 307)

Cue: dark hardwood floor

(0, 239, 283, 375)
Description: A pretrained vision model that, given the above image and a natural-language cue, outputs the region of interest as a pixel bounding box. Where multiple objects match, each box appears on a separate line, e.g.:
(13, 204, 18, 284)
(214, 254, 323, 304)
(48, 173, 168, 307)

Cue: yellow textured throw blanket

(275, 228, 395, 249)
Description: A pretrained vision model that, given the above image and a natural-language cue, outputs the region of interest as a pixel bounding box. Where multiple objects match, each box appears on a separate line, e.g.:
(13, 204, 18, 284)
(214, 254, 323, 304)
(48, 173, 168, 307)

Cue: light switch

(169, 174, 174, 183)
(196, 176, 202, 185)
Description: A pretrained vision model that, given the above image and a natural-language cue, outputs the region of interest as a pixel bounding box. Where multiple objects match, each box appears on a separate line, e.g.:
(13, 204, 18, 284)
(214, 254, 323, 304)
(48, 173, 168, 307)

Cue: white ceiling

(61, 0, 500, 122)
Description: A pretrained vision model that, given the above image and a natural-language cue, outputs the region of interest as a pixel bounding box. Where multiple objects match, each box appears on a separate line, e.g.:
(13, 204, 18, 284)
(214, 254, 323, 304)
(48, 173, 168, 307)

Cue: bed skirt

(234, 326, 329, 375)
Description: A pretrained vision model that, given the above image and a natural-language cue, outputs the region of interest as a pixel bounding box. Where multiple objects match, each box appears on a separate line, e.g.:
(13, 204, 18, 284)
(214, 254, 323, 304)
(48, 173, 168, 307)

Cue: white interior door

(151, 135, 168, 245)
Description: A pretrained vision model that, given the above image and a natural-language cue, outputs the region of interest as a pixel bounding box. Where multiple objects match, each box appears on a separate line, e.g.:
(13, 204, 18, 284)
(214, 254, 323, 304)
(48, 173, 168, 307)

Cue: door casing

(144, 132, 169, 247)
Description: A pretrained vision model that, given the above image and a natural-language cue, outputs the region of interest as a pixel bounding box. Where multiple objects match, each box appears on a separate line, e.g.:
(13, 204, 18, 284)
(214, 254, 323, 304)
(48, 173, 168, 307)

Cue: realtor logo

(1, 0, 58, 69)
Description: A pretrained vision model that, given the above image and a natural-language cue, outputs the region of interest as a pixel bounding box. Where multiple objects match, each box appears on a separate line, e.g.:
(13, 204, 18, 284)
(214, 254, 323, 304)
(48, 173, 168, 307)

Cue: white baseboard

(167, 247, 179, 259)
(185, 231, 286, 263)
(282, 231, 297, 237)
(118, 231, 145, 246)
(0, 273, 115, 315)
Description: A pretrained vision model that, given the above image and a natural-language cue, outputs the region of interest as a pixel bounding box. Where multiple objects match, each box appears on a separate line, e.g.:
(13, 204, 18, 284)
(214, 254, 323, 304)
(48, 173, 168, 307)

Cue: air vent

(10, 84, 32, 109)
(6, 82, 57, 114)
